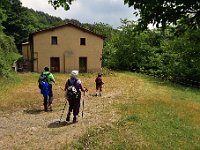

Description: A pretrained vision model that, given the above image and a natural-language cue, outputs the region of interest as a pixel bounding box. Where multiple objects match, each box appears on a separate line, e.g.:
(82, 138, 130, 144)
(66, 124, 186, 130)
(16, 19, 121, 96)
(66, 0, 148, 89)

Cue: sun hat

(70, 70, 79, 79)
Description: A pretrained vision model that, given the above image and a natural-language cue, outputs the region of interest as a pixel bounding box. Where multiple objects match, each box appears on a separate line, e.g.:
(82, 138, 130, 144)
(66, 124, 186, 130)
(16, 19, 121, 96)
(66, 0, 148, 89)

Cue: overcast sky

(20, 0, 137, 29)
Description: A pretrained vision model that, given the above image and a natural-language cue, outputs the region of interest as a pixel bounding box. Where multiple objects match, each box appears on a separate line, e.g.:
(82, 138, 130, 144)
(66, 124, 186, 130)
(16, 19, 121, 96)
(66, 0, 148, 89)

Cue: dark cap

(44, 67, 49, 71)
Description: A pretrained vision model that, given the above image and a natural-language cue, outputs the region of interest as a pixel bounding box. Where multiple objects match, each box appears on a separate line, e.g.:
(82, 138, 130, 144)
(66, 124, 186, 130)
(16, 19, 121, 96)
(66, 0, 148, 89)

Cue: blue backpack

(38, 73, 50, 96)
(40, 81, 49, 96)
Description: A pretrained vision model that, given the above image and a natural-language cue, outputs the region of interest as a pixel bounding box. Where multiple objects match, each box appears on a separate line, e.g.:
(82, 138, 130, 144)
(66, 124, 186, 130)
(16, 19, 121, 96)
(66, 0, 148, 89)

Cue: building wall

(33, 25, 103, 73)
(22, 42, 31, 61)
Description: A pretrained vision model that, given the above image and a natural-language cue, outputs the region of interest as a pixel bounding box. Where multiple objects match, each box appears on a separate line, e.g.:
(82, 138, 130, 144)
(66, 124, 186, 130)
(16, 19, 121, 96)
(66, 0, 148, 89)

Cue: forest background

(0, 0, 200, 87)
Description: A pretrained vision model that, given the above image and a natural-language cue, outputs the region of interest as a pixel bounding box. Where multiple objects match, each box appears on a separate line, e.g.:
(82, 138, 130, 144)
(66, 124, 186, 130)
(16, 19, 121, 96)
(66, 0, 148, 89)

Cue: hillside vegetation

(1, 0, 200, 88)
(0, 72, 200, 149)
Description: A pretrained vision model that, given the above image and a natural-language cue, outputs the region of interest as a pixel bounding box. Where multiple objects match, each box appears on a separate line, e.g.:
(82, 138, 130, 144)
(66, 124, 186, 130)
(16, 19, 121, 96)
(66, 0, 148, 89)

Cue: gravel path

(0, 91, 121, 150)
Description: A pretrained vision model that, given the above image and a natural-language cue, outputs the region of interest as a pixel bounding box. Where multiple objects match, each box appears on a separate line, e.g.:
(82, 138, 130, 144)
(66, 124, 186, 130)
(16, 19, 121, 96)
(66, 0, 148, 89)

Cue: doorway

(79, 57, 87, 73)
(50, 57, 60, 72)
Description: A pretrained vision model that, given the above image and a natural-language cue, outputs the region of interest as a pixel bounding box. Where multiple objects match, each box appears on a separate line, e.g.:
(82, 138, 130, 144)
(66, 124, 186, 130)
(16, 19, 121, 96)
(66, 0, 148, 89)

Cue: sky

(20, 0, 137, 29)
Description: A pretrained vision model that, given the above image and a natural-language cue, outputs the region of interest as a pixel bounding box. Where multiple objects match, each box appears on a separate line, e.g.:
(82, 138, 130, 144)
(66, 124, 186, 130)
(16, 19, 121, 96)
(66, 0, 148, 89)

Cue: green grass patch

(70, 72, 200, 150)
(72, 125, 148, 150)
(119, 101, 200, 149)
(1, 72, 200, 149)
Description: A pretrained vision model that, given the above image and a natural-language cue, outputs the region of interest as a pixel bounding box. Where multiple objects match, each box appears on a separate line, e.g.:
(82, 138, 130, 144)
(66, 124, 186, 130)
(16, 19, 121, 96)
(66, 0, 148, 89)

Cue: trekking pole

(82, 87, 88, 118)
(82, 91, 85, 118)
(57, 85, 64, 91)
(58, 100, 67, 124)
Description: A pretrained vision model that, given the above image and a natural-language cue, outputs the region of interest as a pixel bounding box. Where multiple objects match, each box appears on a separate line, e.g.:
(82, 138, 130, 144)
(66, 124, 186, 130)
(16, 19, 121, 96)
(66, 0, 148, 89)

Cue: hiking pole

(82, 92, 85, 118)
(81, 88, 88, 118)
(58, 100, 67, 124)
(57, 85, 65, 91)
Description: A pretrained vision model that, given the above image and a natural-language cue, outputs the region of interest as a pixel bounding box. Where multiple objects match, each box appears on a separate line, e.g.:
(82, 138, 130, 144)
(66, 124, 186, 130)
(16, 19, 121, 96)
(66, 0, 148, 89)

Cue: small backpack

(66, 79, 79, 99)
(96, 77, 102, 85)
(38, 72, 50, 89)
(40, 81, 49, 96)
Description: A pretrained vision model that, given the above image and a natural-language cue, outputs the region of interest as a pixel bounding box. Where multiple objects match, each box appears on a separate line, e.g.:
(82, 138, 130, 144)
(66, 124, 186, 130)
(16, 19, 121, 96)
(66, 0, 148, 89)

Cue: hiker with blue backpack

(64, 70, 87, 123)
(38, 67, 55, 112)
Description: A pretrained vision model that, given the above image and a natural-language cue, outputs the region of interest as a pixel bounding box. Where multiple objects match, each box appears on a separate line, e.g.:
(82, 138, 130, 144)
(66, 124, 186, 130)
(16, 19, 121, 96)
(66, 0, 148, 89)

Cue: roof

(30, 23, 105, 39)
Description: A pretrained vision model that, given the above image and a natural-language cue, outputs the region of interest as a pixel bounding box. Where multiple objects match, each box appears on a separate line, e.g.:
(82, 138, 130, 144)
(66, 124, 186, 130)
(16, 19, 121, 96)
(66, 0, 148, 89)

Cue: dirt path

(0, 91, 121, 150)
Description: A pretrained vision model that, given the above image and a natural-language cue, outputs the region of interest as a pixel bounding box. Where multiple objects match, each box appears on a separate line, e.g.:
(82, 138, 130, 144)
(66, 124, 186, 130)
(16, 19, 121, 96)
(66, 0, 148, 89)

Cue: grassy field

(71, 72, 200, 150)
(0, 72, 200, 150)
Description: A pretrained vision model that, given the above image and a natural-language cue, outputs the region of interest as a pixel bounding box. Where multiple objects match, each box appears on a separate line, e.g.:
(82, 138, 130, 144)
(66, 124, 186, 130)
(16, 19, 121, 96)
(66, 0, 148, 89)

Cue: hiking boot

(44, 106, 48, 112)
(66, 115, 70, 122)
(95, 93, 98, 96)
(66, 112, 71, 121)
(73, 117, 77, 123)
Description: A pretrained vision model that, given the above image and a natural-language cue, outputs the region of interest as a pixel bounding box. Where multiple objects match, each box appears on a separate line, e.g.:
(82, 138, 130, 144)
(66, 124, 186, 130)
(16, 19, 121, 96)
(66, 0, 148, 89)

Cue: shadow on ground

(23, 108, 44, 114)
(48, 121, 74, 128)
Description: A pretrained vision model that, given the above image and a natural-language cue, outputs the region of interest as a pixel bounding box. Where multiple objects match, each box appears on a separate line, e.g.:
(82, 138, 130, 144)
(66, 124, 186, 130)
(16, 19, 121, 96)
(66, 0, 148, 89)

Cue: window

(51, 36, 58, 45)
(80, 38, 86, 45)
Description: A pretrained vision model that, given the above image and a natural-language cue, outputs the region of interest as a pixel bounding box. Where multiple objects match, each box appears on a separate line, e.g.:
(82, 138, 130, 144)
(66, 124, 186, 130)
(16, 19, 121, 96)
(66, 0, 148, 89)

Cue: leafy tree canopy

(48, 0, 74, 10)
(124, 0, 200, 30)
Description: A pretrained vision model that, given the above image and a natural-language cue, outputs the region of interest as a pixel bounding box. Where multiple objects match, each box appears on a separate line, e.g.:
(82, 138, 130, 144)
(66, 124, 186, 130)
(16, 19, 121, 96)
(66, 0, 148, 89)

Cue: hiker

(95, 73, 104, 96)
(38, 66, 55, 112)
(64, 70, 86, 123)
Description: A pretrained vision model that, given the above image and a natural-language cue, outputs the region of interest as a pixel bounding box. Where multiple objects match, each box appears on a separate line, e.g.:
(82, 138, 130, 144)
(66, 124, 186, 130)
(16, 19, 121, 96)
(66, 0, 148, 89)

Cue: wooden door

(50, 57, 60, 72)
(79, 57, 87, 73)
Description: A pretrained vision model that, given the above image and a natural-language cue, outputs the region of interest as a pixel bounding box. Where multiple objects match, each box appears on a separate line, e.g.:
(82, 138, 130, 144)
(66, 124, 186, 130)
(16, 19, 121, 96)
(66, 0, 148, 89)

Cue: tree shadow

(23, 108, 44, 115)
(48, 120, 74, 128)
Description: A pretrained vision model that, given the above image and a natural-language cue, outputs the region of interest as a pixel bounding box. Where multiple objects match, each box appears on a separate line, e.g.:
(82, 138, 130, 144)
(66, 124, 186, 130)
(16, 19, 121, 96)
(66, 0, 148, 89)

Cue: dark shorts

(96, 84, 102, 91)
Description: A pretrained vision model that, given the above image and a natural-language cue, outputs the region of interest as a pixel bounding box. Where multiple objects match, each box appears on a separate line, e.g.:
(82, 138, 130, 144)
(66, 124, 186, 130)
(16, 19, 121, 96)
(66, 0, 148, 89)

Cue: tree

(1, 0, 64, 50)
(1, 0, 30, 49)
(48, 0, 74, 10)
(0, 6, 21, 78)
(124, 0, 200, 30)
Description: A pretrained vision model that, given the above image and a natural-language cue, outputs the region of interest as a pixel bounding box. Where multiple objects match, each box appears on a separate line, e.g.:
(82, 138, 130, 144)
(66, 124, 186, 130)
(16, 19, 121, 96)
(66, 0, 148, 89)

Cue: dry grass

(72, 72, 200, 150)
(1, 72, 200, 149)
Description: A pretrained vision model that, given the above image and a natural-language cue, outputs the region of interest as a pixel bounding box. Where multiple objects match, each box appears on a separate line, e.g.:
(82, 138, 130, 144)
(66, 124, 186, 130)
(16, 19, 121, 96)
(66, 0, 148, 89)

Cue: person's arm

(101, 78, 104, 85)
(64, 80, 68, 91)
(51, 74, 55, 83)
(49, 73, 55, 84)
(77, 80, 87, 92)
(79, 84, 85, 92)
(80, 84, 88, 97)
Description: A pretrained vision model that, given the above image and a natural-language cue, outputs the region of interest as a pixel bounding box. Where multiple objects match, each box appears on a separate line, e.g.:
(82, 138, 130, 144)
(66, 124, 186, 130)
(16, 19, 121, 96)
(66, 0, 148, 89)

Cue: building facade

(22, 23, 104, 73)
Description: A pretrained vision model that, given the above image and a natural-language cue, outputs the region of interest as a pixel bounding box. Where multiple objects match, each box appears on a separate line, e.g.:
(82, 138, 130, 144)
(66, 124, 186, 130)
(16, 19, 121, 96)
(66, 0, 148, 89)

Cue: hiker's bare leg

(95, 90, 98, 96)
(99, 86, 102, 96)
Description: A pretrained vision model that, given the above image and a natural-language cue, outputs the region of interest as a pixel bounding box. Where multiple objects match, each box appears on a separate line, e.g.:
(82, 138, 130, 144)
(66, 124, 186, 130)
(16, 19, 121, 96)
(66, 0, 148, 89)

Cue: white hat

(70, 70, 79, 78)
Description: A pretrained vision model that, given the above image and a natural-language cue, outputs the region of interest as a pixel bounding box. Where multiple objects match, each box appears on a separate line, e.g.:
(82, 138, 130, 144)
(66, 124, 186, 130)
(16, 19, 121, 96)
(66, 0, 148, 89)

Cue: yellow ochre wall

(33, 25, 103, 73)
(22, 42, 31, 61)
